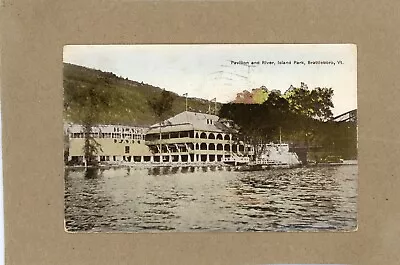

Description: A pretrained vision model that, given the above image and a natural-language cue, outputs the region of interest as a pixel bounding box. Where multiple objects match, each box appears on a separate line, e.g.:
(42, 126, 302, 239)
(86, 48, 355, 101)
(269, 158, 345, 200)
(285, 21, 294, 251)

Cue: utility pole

(211, 98, 217, 115)
(183, 93, 188, 111)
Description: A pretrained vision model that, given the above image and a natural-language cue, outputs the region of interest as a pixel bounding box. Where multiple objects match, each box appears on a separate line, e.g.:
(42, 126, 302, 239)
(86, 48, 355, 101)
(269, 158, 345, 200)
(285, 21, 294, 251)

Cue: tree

(284, 82, 334, 121)
(64, 125, 70, 164)
(220, 84, 336, 162)
(232, 87, 269, 104)
(65, 76, 113, 166)
(219, 93, 294, 161)
(148, 90, 175, 156)
(283, 82, 334, 147)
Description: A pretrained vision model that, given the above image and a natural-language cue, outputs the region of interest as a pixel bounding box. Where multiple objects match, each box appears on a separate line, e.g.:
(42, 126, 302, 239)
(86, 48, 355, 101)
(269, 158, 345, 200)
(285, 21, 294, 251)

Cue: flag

(183, 93, 188, 97)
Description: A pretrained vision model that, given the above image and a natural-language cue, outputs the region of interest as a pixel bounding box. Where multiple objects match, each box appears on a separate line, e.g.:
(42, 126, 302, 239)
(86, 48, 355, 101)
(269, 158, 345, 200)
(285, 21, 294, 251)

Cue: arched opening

(239, 145, 245, 152)
(181, 155, 189, 162)
(209, 143, 215, 150)
(232, 145, 238, 152)
(224, 134, 230, 140)
(216, 134, 223, 140)
(208, 133, 215, 140)
(200, 132, 207, 139)
(217, 144, 223, 150)
(224, 144, 231, 151)
(187, 143, 194, 151)
(200, 143, 207, 150)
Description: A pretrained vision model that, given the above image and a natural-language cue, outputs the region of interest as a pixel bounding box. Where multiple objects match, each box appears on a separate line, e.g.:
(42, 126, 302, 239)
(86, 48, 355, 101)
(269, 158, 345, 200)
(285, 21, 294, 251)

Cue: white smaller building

(256, 143, 301, 166)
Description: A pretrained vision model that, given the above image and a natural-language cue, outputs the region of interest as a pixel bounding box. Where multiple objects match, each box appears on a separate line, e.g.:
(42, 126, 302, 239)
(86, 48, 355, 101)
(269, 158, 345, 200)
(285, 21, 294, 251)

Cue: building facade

(145, 111, 247, 163)
(64, 111, 260, 165)
(66, 124, 152, 164)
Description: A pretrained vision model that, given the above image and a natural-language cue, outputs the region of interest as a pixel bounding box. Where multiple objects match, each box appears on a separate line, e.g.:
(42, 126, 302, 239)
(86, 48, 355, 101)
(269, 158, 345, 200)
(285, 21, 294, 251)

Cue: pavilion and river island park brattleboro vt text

(63, 44, 357, 232)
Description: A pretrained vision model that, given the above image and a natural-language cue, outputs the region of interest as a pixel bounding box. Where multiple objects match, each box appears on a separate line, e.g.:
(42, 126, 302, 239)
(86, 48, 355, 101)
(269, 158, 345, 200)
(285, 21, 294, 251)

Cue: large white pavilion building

(145, 111, 247, 163)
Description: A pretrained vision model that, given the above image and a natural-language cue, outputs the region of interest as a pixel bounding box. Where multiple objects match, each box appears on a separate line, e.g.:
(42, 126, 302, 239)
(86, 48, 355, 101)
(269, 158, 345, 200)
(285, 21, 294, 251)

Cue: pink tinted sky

(64, 44, 357, 116)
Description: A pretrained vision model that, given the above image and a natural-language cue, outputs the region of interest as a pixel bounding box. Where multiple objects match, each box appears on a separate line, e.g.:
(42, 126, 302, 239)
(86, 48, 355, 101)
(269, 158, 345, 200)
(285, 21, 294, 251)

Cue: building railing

(145, 138, 238, 145)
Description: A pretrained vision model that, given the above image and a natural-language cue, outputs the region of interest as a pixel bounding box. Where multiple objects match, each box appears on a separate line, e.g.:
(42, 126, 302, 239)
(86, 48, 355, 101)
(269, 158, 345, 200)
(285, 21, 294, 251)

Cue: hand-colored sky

(64, 44, 357, 116)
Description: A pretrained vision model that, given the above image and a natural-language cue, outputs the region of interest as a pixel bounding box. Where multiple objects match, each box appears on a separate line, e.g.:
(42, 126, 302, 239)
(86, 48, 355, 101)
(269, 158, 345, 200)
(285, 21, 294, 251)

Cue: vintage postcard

(63, 44, 357, 232)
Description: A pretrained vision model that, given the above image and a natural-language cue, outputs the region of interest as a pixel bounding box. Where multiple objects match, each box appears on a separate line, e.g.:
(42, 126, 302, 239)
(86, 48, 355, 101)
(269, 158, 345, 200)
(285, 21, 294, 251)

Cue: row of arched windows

(196, 132, 231, 140)
(152, 143, 245, 152)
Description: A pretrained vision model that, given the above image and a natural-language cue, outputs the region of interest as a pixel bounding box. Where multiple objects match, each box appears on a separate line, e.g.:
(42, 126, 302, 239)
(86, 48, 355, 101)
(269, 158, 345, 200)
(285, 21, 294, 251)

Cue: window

(125, 146, 130, 154)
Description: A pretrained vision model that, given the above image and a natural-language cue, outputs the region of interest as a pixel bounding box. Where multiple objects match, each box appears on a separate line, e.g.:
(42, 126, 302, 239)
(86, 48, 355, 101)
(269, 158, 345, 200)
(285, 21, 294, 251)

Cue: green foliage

(82, 124, 103, 166)
(219, 94, 297, 160)
(233, 87, 269, 104)
(284, 82, 334, 121)
(220, 84, 356, 160)
(63, 63, 213, 126)
(69, 75, 112, 166)
(148, 90, 175, 121)
(252, 88, 269, 104)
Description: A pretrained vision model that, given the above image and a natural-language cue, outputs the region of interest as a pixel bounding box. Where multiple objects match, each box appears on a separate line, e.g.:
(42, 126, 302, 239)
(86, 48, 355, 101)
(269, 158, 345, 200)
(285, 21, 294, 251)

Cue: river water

(64, 165, 357, 232)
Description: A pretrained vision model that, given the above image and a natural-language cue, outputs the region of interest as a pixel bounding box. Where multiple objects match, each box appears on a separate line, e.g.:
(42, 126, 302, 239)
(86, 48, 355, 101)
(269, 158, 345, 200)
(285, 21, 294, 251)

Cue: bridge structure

(332, 109, 357, 122)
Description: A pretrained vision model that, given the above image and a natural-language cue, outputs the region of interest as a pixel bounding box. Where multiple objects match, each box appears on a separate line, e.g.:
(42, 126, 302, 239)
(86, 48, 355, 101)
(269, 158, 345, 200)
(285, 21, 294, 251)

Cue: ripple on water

(64, 165, 357, 232)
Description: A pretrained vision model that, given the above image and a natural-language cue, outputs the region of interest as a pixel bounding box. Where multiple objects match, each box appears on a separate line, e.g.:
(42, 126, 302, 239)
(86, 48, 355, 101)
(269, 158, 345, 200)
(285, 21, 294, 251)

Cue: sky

(63, 44, 357, 116)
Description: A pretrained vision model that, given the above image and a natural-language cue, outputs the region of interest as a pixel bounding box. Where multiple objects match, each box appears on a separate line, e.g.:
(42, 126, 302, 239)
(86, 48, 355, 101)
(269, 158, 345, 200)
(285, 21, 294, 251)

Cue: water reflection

(84, 167, 102, 179)
(230, 167, 347, 231)
(65, 165, 357, 232)
(64, 168, 113, 232)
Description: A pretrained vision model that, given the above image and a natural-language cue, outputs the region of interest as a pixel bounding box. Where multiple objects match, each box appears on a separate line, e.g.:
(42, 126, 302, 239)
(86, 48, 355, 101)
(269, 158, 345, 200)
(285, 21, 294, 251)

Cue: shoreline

(65, 160, 358, 170)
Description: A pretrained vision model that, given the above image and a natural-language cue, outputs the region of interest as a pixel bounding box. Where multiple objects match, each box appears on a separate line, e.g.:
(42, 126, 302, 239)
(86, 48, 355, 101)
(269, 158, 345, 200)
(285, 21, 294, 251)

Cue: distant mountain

(63, 63, 219, 126)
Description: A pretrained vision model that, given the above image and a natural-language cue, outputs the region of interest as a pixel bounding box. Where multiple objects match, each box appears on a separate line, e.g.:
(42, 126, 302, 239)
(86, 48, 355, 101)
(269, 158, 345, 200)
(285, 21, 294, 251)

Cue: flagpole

(183, 93, 188, 112)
